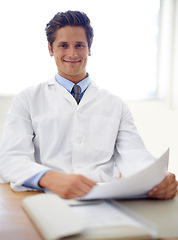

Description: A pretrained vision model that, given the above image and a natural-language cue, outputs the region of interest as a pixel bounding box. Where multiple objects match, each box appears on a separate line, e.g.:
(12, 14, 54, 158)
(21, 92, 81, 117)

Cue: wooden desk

(0, 183, 177, 240)
(0, 183, 42, 240)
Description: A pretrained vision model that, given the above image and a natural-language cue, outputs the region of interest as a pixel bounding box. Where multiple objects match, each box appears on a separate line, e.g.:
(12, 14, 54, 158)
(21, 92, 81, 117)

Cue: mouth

(63, 59, 81, 64)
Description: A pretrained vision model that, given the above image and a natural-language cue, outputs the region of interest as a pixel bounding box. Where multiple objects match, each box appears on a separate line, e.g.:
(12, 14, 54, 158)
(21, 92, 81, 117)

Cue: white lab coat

(0, 77, 155, 191)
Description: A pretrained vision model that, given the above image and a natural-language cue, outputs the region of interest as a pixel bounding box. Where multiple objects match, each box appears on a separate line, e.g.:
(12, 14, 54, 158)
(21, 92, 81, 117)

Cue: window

(0, 0, 160, 100)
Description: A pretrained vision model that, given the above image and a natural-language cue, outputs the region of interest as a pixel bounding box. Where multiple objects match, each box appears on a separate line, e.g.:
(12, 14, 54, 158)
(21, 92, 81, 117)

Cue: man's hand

(148, 172, 178, 199)
(39, 171, 96, 199)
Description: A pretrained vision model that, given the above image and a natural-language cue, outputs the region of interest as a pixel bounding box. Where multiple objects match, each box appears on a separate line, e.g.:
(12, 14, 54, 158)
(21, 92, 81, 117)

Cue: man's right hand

(39, 171, 96, 199)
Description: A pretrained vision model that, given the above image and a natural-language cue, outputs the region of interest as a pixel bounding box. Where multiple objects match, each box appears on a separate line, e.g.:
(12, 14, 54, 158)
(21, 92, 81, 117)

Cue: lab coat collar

(47, 76, 100, 108)
(79, 80, 100, 107)
(47, 77, 56, 85)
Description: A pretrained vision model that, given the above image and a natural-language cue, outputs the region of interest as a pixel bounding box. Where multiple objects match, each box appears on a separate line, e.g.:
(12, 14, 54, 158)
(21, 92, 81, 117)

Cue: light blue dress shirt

(56, 73, 90, 100)
(23, 73, 90, 190)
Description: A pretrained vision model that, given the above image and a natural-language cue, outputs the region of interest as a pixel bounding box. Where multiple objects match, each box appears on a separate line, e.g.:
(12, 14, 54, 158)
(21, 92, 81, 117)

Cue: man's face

(49, 26, 91, 83)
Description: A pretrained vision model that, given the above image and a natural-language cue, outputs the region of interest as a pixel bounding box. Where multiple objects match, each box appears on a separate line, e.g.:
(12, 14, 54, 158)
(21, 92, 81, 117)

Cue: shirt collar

(55, 73, 90, 93)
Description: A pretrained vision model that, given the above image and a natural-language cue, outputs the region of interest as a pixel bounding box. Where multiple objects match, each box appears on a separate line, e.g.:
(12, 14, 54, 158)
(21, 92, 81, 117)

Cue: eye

(75, 43, 85, 48)
(59, 43, 68, 48)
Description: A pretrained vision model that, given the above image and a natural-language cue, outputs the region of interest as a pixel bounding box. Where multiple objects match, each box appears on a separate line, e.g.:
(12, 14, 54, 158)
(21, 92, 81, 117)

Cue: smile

(63, 60, 81, 63)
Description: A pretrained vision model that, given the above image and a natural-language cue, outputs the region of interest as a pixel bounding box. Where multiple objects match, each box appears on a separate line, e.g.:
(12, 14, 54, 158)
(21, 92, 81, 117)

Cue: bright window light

(0, 0, 160, 100)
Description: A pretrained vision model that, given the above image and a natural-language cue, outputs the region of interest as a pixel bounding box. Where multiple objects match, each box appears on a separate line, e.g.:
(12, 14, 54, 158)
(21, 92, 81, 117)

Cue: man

(0, 11, 177, 199)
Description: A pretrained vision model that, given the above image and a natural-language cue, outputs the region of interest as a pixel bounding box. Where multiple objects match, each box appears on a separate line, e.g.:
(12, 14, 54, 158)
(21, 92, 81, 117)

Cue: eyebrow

(58, 41, 67, 45)
(75, 41, 87, 45)
(58, 41, 87, 45)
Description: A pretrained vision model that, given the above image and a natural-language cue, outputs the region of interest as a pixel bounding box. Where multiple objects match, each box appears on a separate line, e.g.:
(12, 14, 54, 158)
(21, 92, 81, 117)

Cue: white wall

(0, 95, 14, 183)
(0, 95, 14, 142)
(0, 95, 178, 179)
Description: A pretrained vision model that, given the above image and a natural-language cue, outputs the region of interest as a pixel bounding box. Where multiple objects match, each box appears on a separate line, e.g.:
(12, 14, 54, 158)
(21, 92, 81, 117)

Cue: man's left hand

(148, 172, 178, 199)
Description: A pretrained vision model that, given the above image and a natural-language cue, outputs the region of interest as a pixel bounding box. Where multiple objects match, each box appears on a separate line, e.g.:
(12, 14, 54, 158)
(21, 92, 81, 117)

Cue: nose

(68, 46, 77, 57)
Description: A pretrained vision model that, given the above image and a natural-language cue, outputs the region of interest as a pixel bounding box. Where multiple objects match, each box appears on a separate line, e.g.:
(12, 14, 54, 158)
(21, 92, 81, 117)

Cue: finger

(61, 177, 96, 199)
(153, 179, 177, 193)
(64, 185, 94, 199)
(148, 180, 178, 199)
(149, 173, 176, 193)
(148, 184, 175, 197)
(74, 180, 96, 196)
(70, 174, 96, 187)
(70, 175, 96, 191)
(81, 175, 97, 187)
(63, 192, 79, 199)
(148, 188, 177, 199)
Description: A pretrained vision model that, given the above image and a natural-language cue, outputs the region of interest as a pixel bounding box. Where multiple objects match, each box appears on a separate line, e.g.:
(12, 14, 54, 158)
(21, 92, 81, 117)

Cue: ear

(48, 43, 53, 57)
(88, 49, 91, 56)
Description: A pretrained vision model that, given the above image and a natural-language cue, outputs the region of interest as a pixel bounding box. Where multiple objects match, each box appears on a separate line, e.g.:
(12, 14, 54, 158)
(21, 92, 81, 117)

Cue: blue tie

(72, 85, 81, 104)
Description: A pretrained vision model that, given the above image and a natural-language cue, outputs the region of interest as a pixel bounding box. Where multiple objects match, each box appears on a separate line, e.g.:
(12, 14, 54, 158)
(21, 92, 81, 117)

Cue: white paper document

(80, 149, 169, 200)
(70, 200, 157, 238)
(71, 201, 143, 229)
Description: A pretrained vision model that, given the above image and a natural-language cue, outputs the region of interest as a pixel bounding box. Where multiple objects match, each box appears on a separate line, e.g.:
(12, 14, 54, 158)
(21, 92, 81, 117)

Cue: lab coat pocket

(90, 116, 119, 153)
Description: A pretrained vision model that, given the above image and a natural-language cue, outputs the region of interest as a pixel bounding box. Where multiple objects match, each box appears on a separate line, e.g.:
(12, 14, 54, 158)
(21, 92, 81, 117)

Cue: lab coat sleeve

(0, 92, 50, 191)
(115, 101, 156, 177)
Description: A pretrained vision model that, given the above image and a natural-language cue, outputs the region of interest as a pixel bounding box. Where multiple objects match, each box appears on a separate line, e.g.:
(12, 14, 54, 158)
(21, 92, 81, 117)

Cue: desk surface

(0, 183, 177, 240)
(0, 183, 42, 240)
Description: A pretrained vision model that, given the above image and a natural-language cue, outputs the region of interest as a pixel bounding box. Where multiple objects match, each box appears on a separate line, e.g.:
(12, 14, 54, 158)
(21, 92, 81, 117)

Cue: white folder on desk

(22, 192, 178, 240)
(22, 194, 85, 240)
(22, 193, 153, 240)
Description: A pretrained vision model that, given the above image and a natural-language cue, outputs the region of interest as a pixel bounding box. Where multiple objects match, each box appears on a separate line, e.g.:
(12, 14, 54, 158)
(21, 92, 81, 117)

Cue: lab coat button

(77, 108, 83, 114)
(76, 137, 82, 144)
(76, 165, 83, 169)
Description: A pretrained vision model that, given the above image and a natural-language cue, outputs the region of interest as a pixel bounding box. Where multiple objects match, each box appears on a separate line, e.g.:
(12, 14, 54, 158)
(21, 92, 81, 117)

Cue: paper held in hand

(80, 149, 169, 200)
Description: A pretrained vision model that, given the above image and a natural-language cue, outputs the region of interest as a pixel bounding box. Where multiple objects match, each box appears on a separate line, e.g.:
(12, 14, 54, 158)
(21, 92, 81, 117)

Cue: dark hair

(45, 10, 94, 51)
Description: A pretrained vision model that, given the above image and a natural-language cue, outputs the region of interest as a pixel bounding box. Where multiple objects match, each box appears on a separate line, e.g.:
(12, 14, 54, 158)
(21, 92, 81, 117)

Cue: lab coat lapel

(48, 77, 77, 107)
(79, 81, 99, 107)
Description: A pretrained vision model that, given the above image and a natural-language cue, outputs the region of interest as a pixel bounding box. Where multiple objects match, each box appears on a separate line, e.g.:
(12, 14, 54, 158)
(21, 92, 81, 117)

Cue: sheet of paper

(70, 201, 143, 229)
(80, 149, 169, 200)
